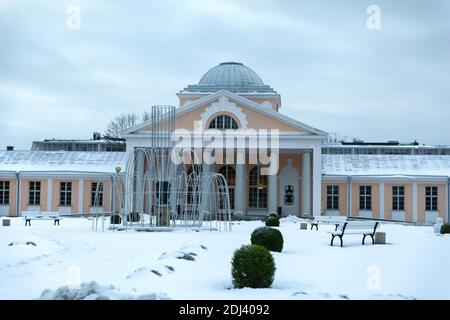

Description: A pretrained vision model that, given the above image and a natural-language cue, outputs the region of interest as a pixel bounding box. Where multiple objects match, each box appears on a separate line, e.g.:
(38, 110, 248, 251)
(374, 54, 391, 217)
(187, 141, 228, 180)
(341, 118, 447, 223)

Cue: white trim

(325, 210, 341, 216)
(379, 182, 385, 219)
(0, 205, 9, 216)
(323, 174, 449, 182)
(425, 211, 439, 224)
(17, 172, 118, 179)
(412, 183, 418, 222)
(27, 205, 41, 212)
(312, 146, 322, 216)
(200, 95, 248, 130)
(47, 178, 52, 211)
(58, 206, 72, 215)
(123, 90, 328, 137)
(358, 210, 373, 218)
(90, 206, 103, 214)
(392, 210, 406, 221)
(78, 179, 84, 215)
(302, 152, 311, 215)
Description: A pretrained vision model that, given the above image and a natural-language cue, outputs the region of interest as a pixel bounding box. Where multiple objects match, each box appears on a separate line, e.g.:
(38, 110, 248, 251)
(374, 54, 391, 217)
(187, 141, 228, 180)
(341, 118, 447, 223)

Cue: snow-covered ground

(1, 216, 449, 300)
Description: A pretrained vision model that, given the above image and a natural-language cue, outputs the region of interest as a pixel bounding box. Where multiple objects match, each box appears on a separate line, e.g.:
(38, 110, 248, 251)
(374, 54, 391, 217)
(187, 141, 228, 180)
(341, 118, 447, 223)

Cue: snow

(0, 151, 126, 173)
(1, 217, 449, 300)
(323, 154, 450, 177)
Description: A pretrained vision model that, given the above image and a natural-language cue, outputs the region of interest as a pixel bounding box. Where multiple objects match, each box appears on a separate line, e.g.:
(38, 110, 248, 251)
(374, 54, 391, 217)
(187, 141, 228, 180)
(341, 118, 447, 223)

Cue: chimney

(6, 146, 14, 151)
(93, 132, 101, 141)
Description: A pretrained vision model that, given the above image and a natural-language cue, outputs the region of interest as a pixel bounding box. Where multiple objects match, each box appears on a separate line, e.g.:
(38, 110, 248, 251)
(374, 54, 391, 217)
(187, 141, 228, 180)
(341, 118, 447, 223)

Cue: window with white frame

(392, 186, 405, 211)
(91, 182, 103, 207)
(208, 115, 238, 130)
(425, 186, 438, 211)
(359, 186, 372, 210)
(0, 181, 10, 205)
(29, 181, 41, 206)
(248, 166, 267, 209)
(59, 182, 72, 206)
(326, 185, 339, 210)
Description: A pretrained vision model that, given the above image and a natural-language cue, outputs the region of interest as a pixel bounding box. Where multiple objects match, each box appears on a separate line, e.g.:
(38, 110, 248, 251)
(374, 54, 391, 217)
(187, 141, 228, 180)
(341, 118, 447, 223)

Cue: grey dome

(180, 62, 277, 94)
(199, 62, 264, 87)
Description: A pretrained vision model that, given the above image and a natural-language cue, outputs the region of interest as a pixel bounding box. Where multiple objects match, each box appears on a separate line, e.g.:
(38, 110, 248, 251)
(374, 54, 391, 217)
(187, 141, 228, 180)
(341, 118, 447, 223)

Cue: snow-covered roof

(323, 154, 450, 177)
(0, 151, 127, 173)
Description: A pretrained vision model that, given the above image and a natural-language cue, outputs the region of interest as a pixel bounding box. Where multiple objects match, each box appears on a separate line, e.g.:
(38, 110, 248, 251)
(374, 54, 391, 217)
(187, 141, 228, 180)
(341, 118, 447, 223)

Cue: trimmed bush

(266, 212, 279, 219)
(127, 212, 140, 222)
(110, 214, 121, 225)
(251, 227, 284, 252)
(441, 224, 450, 234)
(265, 216, 280, 227)
(231, 245, 276, 289)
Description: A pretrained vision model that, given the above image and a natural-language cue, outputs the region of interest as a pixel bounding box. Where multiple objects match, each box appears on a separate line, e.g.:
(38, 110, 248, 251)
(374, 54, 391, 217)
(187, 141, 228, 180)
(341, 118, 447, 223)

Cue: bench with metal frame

(328, 221, 379, 247)
(311, 216, 347, 231)
(22, 211, 61, 226)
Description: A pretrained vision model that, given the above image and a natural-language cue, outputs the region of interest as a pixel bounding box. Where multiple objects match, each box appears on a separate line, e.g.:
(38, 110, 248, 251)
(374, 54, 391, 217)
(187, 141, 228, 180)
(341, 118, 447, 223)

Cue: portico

(123, 62, 327, 218)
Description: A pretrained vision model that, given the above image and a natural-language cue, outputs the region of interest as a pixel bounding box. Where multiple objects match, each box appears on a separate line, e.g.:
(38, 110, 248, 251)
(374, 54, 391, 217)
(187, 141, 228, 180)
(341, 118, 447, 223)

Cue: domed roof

(199, 62, 265, 87)
(180, 62, 277, 94)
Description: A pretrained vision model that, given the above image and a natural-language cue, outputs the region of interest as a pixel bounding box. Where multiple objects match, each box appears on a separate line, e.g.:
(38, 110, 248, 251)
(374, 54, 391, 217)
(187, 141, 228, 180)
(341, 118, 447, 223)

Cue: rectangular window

(392, 186, 405, 211)
(425, 186, 438, 211)
(59, 182, 72, 206)
(326, 185, 339, 210)
(29, 181, 41, 206)
(0, 181, 10, 205)
(359, 186, 372, 210)
(91, 182, 103, 207)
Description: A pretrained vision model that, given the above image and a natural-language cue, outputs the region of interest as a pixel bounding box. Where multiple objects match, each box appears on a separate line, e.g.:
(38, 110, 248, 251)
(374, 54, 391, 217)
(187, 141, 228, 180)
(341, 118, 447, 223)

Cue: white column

(78, 179, 84, 215)
(412, 182, 418, 223)
(135, 152, 145, 212)
(47, 178, 53, 211)
(235, 150, 246, 213)
(447, 180, 450, 223)
(347, 177, 352, 217)
(312, 146, 322, 217)
(268, 173, 278, 213)
(301, 152, 311, 215)
(379, 182, 385, 219)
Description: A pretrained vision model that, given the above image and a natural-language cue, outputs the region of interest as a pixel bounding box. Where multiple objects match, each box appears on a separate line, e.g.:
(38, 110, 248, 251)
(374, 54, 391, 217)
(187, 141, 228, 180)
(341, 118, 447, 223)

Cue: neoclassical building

(122, 62, 327, 217)
(0, 62, 449, 224)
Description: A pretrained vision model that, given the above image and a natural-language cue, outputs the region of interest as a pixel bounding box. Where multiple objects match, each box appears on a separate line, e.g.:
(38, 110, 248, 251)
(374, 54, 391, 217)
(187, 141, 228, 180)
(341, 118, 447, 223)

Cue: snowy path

(1, 217, 449, 299)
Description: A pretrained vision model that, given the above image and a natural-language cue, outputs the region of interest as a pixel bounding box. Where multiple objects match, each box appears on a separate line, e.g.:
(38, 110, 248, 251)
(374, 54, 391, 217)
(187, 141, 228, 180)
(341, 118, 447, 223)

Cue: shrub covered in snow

(265, 216, 280, 227)
(231, 245, 276, 289)
(251, 227, 284, 252)
(441, 224, 450, 234)
(39, 281, 169, 300)
(266, 212, 279, 219)
(110, 215, 121, 225)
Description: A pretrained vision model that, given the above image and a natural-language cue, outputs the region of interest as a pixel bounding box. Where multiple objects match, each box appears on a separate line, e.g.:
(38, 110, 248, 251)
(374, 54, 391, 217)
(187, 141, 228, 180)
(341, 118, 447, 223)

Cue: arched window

(208, 115, 238, 129)
(218, 166, 235, 209)
(248, 166, 267, 209)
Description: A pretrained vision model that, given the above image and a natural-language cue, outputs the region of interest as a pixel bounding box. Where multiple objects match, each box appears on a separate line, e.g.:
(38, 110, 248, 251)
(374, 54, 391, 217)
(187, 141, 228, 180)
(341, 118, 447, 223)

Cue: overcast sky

(1, 0, 449, 150)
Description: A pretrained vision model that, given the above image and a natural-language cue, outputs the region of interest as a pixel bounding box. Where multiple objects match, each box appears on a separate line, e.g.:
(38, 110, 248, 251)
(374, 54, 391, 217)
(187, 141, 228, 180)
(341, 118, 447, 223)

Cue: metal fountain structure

(92, 105, 232, 232)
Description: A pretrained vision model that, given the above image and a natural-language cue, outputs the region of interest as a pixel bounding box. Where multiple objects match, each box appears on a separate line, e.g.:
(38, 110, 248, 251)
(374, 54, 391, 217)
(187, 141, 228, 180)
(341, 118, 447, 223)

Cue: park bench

(328, 221, 379, 247)
(22, 211, 61, 226)
(310, 216, 347, 231)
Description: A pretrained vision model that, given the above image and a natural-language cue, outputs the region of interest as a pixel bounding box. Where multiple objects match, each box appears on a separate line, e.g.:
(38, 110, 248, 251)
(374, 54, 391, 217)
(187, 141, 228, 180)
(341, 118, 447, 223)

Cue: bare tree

(105, 113, 140, 138)
(142, 111, 152, 122)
